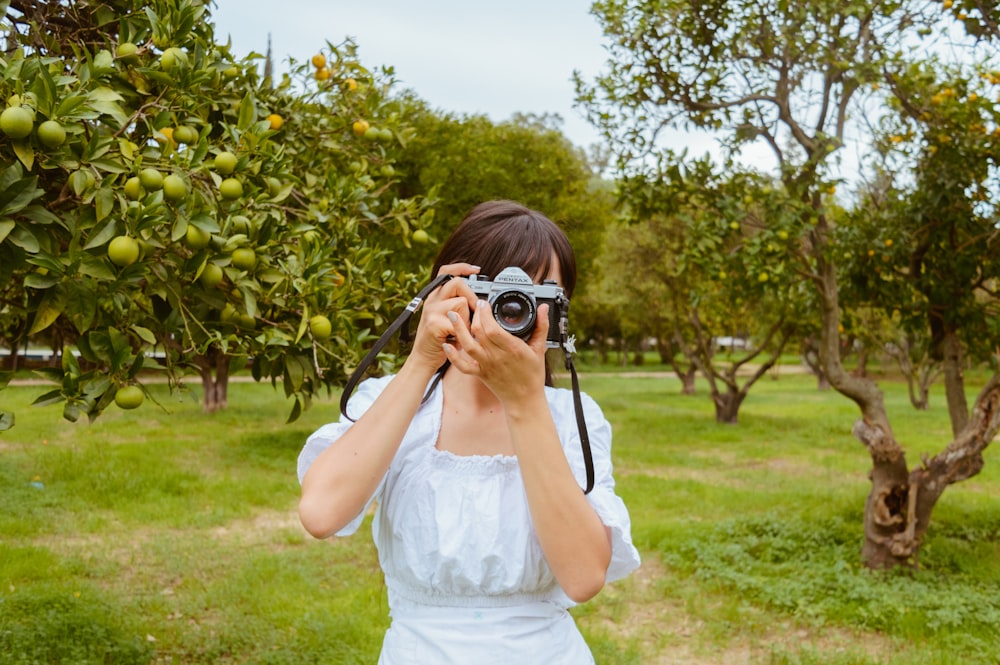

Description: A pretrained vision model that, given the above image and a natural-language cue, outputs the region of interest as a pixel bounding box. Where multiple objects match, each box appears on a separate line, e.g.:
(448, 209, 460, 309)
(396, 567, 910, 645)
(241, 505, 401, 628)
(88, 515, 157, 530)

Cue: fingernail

(442, 343, 452, 354)
(447, 311, 458, 322)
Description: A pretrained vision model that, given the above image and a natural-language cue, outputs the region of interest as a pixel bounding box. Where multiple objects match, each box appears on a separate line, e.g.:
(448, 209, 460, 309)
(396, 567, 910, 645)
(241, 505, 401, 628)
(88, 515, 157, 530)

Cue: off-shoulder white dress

(297, 375, 641, 664)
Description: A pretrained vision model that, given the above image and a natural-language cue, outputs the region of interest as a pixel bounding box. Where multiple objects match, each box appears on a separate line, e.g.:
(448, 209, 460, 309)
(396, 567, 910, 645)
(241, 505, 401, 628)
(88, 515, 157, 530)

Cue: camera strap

(339, 273, 595, 495)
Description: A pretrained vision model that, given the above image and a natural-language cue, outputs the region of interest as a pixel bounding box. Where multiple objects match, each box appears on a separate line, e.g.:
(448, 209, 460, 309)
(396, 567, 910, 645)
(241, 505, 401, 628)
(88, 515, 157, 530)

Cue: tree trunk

(940, 328, 968, 436)
(712, 389, 745, 424)
(196, 348, 231, 413)
(679, 366, 697, 395)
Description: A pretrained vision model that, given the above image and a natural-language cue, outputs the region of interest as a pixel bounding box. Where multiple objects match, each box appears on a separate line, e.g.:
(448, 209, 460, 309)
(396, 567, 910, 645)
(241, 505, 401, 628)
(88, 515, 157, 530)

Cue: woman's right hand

(407, 263, 481, 371)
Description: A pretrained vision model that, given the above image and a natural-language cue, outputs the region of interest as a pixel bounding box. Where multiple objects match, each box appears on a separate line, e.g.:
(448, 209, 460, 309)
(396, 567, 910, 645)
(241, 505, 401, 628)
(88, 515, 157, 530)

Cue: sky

(211, 0, 611, 151)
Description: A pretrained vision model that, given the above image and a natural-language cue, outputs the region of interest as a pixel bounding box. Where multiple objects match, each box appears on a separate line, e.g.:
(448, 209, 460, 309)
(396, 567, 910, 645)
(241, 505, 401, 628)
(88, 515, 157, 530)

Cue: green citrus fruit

(37, 120, 66, 147)
(124, 176, 143, 200)
(229, 215, 251, 233)
(378, 128, 393, 142)
(199, 263, 224, 288)
(412, 229, 430, 244)
(114, 385, 145, 409)
(214, 151, 238, 175)
(363, 126, 380, 141)
(309, 315, 333, 340)
(162, 174, 187, 202)
(185, 224, 211, 250)
(160, 47, 187, 70)
(117, 41, 139, 63)
(173, 125, 198, 145)
(108, 236, 140, 267)
(219, 178, 243, 200)
(230, 247, 257, 270)
(0, 106, 33, 139)
(139, 168, 163, 191)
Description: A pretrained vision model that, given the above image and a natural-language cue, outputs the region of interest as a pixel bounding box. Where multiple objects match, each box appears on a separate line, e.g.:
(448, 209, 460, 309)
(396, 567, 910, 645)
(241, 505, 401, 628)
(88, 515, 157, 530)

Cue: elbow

(563, 569, 606, 604)
(298, 492, 343, 540)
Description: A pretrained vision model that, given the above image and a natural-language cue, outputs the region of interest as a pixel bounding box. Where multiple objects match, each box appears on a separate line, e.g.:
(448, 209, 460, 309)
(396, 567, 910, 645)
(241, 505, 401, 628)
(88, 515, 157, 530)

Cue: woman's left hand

(443, 300, 549, 404)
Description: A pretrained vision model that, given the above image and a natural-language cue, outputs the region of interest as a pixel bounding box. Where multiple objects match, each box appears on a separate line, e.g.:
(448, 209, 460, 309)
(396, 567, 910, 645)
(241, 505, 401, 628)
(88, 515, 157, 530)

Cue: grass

(0, 368, 997, 664)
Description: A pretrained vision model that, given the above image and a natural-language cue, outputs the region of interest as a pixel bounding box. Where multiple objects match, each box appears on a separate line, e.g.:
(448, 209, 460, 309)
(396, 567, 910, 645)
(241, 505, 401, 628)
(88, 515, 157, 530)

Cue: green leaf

(23, 273, 60, 289)
(8, 225, 40, 253)
(12, 140, 34, 170)
(131, 325, 157, 344)
(237, 93, 256, 131)
(83, 218, 118, 250)
(77, 254, 116, 281)
(0, 219, 14, 244)
(0, 174, 42, 214)
(28, 286, 66, 335)
(95, 186, 114, 222)
(32, 389, 65, 408)
(0, 411, 12, 432)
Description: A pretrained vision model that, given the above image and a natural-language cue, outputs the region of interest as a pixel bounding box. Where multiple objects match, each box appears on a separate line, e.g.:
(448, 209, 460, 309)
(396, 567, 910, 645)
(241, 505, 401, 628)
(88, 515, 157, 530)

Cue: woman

(297, 200, 640, 664)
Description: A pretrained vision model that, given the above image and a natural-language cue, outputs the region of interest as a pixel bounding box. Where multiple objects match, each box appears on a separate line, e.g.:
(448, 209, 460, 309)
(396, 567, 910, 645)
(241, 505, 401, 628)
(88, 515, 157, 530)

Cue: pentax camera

(464, 266, 569, 348)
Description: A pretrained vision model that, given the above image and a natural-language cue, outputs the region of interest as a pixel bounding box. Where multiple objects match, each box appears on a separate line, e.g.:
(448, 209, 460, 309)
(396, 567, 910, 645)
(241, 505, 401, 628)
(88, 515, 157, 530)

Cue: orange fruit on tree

(352, 119, 369, 136)
(311, 53, 327, 69)
(266, 113, 284, 130)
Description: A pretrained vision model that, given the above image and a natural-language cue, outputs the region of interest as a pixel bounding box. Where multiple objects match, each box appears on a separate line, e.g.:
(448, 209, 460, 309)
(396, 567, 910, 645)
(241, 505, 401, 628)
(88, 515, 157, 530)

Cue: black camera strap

(339, 273, 595, 495)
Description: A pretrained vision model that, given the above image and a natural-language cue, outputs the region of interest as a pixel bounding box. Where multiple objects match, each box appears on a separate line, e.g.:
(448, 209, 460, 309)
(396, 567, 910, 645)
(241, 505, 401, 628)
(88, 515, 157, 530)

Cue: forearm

(507, 398, 612, 603)
(299, 358, 438, 538)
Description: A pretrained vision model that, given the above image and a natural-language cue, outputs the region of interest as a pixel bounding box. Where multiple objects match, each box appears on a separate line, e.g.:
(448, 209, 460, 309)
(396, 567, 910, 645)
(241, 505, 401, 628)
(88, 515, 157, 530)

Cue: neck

(441, 367, 502, 411)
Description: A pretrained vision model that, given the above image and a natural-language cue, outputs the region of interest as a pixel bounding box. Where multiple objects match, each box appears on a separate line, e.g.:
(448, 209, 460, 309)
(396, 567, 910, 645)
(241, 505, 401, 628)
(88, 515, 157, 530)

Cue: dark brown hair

(432, 200, 577, 297)
(429, 200, 578, 387)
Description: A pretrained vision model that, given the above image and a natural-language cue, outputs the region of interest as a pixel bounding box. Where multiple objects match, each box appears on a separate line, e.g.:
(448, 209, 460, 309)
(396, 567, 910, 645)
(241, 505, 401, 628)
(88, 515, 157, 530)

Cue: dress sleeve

(296, 374, 394, 536)
(564, 391, 642, 585)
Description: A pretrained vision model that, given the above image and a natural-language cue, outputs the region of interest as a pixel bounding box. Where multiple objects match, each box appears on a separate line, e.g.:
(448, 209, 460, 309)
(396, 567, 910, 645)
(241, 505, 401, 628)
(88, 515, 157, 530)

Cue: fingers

(437, 262, 480, 278)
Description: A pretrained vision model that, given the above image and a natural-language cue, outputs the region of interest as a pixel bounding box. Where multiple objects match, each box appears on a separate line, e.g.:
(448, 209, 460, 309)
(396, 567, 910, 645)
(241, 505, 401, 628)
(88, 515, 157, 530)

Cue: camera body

(464, 267, 569, 348)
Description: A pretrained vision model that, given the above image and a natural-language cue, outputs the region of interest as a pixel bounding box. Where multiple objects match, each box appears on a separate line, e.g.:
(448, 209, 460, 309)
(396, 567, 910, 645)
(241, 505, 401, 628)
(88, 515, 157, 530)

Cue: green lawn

(1, 370, 997, 664)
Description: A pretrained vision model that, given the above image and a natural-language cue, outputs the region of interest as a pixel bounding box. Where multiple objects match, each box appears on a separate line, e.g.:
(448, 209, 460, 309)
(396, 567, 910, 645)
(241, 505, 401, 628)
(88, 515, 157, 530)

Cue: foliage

(0, 0, 430, 429)
(393, 101, 616, 293)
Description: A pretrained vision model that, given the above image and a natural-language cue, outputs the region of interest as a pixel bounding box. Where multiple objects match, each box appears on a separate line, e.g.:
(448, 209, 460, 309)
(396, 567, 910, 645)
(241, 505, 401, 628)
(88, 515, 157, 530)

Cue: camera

(464, 267, 569, 348)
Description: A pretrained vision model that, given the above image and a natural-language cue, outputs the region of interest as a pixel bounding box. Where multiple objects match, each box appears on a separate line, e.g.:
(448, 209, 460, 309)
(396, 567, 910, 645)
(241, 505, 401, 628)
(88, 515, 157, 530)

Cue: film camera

(464, 267, 569, 348)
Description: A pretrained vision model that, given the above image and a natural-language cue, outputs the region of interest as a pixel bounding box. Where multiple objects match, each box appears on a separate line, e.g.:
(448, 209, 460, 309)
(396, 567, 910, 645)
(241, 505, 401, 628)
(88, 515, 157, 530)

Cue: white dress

(297, 375, 641, 664)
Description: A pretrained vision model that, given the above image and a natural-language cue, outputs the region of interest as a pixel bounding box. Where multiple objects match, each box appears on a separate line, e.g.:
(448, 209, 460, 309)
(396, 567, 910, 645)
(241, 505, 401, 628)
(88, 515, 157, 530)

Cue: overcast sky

(211, 0, 609, 151)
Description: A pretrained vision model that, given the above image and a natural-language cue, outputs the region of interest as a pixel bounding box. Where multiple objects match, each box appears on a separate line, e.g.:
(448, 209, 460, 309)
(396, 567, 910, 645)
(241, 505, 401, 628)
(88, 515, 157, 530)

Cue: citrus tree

(606, 155, 805, 422)
(0, 0, 430, 430)
(577, 0, 1000, 568)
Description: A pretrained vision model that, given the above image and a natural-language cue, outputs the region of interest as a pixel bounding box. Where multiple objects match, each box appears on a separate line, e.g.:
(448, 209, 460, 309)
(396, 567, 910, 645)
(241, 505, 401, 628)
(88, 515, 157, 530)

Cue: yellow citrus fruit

(108, 236, 140, 266)
(162, 174, 187, 202)
(309, 315, 332, 340)
(214, 151, 238, 175)
(352, 119, 370, 136)
(219, 178, 243, 200)
(231, 247, 257, 270)
(139, 168, 163, 191)
(344, 78, 358, 91)
(114, 385, 145, 409)
(37, 120, 66, 147)
(266, 113, 284, 130)
(0, 106, 33, 139)
(199, 263, 224, 288)
(311, 54, 327, 68)
(315, 67, 331, 81)
(185, 224, 211, 250)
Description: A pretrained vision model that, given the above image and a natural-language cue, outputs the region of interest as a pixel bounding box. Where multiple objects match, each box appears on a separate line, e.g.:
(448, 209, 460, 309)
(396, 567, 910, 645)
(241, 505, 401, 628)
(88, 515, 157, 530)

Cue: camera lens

(491, 290, 536, 338)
